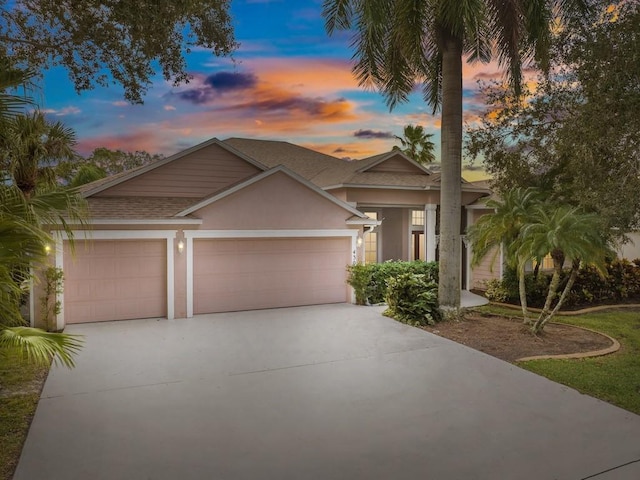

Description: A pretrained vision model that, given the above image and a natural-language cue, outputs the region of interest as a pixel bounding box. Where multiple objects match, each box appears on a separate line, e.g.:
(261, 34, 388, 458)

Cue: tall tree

(0, 1, 237, 103)
(394, 124, 436, 164)
(0, 46, 83, 367)
(467, 1, 640, 234)
(323, 0, 589, 309)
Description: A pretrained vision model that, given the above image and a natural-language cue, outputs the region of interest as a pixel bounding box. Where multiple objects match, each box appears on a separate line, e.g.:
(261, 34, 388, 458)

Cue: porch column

(425, 204, 437, 262)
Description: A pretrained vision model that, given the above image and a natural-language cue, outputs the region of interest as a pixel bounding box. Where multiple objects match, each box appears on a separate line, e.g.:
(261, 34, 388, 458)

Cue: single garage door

(63, 240, 167, 323)
(194, 237, 351, 314)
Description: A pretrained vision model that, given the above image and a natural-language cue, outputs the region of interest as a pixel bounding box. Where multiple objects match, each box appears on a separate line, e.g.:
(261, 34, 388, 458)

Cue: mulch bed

(421, 313, 613, 362)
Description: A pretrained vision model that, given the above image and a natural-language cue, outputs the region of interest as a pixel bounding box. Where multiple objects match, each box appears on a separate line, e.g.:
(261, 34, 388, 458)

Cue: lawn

(0, 351, 49, 480)
(513, 309, 640, 415)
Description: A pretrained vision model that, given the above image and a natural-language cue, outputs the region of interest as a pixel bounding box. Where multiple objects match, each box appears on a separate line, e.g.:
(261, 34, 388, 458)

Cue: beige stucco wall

(380, 208, 409, 261)
(194, 172, 357, 230)
(345, 188, 440, 206)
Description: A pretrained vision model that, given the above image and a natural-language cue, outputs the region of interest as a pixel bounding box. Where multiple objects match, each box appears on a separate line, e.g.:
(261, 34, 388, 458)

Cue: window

(412, 210, 425, 227)
(364, 211, 378, 264)
(410, 210, 426, 260)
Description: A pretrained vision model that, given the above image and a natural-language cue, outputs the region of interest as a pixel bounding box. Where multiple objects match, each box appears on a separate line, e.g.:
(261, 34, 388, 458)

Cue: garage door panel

(194, 237, 350, 314)
(64, 240, 166, 323)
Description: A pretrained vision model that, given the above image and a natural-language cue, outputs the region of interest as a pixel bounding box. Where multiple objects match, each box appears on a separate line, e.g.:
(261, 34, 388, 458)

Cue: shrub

(346, 263, 373, 305)
(384, 273, 441, 326)
(483, 279, 510, 303)
(485, 259, 640, 309)
(368, 260, 438, 304)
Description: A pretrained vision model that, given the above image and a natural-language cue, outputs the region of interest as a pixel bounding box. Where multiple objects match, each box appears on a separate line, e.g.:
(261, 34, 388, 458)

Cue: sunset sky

(38, 0, 510, 179)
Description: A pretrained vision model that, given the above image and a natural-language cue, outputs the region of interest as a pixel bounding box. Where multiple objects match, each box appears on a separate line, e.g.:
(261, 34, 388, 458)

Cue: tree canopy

(0, 0, 237, 103)
(467, 1, 640, 233)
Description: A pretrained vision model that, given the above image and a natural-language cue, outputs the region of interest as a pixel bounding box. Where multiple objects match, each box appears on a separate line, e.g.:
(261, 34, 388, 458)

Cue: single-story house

(34, 137, 497, 330)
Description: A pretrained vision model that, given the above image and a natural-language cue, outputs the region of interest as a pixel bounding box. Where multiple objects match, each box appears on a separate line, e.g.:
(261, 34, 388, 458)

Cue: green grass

(0, 351, 49, 480)
(477, 305, 640, 415)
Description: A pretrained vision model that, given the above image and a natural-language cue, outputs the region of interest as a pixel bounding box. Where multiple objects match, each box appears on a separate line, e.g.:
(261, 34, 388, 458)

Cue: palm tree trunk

(518, 264, 529, 324)
(437, 32, 463, 310)
(533, 262, 580, 334)
(537, 265, 561, 324)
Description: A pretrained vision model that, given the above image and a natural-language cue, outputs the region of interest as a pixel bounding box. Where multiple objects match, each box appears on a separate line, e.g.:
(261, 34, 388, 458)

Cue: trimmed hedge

(347, 260, 439, 305)
(484, 259, 640, 308)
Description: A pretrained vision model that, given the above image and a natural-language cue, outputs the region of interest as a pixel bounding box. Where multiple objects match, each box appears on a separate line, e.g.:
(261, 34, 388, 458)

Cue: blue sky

(38, 0, 503, 178)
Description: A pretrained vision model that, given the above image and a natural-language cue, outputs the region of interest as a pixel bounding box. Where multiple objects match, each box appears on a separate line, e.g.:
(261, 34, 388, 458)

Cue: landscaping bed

(421, 312, 613, 362)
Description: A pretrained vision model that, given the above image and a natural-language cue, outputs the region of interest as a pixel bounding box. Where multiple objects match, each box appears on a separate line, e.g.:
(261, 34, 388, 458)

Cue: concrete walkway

(461, 289, 490, 307)
(15, 304, 640, 479)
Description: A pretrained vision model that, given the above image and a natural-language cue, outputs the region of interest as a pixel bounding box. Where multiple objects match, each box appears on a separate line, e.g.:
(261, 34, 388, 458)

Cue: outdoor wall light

(177, 240, 185, 254)
(356, 235, 363, 248)
(44, 244, 52, 255)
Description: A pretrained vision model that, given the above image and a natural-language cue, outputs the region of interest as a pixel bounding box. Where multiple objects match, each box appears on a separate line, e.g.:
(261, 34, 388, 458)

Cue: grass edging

(515, 324, 620, 362)
(489, 301, 640, 316)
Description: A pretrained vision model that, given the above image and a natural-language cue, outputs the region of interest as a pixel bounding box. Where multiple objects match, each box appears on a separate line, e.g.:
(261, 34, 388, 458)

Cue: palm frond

(323, 0, 355, 34)
(0, 326, 83, 368)
(0, 60, 37, 119)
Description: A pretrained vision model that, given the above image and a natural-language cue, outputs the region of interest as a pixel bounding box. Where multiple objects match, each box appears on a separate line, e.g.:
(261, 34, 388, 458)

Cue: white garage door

(194, 237, 351, 314)
(63, 240, 167, 323)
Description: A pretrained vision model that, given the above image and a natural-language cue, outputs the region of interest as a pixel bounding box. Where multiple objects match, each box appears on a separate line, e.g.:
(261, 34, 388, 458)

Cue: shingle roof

(223, 138, 343, 181)
(87, 197, 200, 219)
(223, 138, 486, 191)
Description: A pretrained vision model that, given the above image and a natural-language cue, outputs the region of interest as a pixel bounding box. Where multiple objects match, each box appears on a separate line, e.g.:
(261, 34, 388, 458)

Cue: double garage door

(193, 237, 351, 314)
(63, 237, 351, 323)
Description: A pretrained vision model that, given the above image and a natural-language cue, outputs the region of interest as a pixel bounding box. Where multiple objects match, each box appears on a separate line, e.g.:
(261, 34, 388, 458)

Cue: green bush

(346, 263, 373, 305)
(566, 258, 640, 306)
(346, 260, 438, 305)
(368, 260, 438, 304)
(485, 259, 640, 308)
(384, 273, 441, 326)
(483, 279, 510, 303)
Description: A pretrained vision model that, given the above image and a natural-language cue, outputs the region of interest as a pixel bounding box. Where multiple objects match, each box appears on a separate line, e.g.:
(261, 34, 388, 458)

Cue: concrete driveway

(15, 304, 640, 479)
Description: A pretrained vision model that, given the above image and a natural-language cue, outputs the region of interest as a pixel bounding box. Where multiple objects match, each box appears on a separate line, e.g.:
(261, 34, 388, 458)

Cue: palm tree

(518, 205, 613, 334)
(467, 187, 545, 322)
(394, 124, 435, 164)
(0, 185, 82, 367)
(0, 59, 35, 119)
(323, 0, 589, 309)
(0, 111, 78, 199)
(0, 62, 83, 367)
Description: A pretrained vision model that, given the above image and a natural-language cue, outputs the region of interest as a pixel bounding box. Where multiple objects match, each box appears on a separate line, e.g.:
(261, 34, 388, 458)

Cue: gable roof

(354, 150, 433, 174)
(176, 165, 369, 219)
(81, 138, 267, 198)
(222, 138, 492, 194)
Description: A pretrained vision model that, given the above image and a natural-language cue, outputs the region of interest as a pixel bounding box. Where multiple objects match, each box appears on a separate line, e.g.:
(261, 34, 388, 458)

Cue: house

(34, 137, 493, 330)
